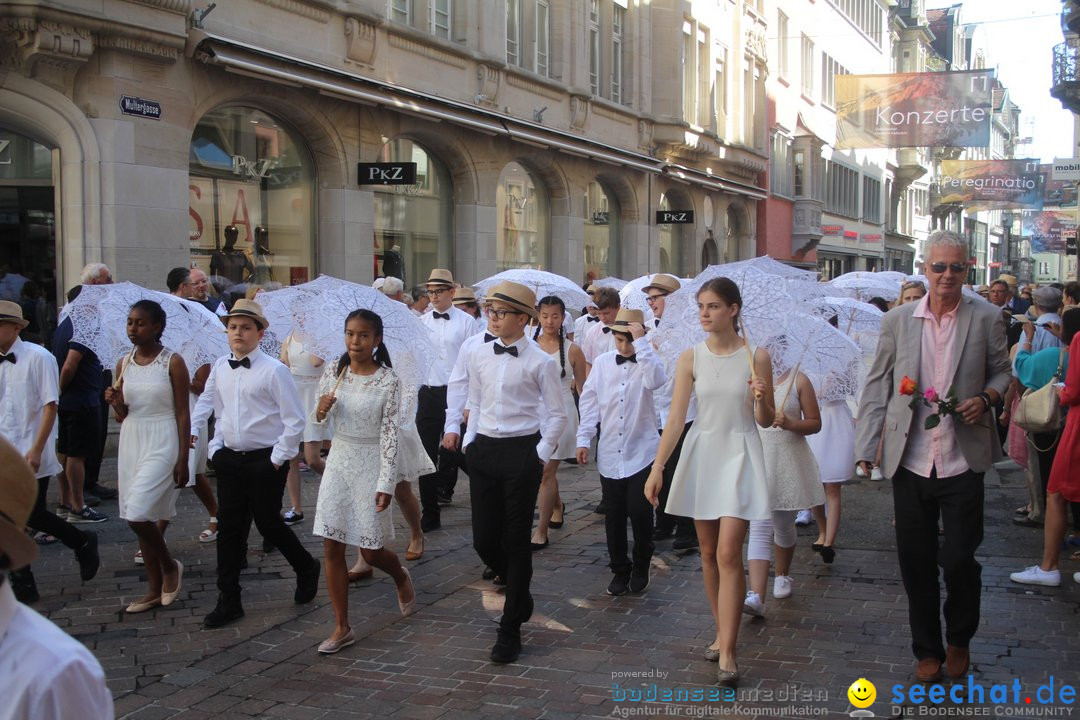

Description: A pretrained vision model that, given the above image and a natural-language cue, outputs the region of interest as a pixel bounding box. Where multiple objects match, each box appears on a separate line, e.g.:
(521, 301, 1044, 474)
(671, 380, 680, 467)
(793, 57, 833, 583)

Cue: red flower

(899, 375, 917, 396)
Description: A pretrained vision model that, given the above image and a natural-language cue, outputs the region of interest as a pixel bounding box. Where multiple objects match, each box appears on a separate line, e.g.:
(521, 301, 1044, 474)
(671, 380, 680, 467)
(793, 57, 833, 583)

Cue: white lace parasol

(473, 269, 591, 311)
(258, 275, 435, 397)
(592, 276, 628, 291)
(806, 296, 884, 337)
(827, 271, 904, 302)
(618, 274, 654, 316)
(59, 283, 230, 371)
(760, 313, 863, 402)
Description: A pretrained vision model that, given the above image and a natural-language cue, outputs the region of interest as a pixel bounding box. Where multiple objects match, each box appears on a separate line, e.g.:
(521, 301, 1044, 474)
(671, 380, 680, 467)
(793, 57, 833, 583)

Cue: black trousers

(27, 476, 85, 549)
(416, 385, 458, 515)
(85, 371, 111, 489)
(466, 433, 543, 634)
(213, 447, 314, 601)
(656, 421, 695, 538)
(601, 466, 654, 575)
(892, 466, 984, 662)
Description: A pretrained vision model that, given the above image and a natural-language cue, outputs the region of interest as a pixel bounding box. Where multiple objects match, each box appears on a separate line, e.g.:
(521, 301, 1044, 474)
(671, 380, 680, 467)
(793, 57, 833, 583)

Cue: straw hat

(487, 280, 538, 319)
(0, 435, 39, 571)
(452, 287, 478, 305)
(609, 308, 647, 334)
(221, 299, 268, 329)
(0, 300, 29, 329)
(426, 268, 455, 288)
(642, 274, 681, 295)
(998, 274, 1018, 289)
(585, 284, 599, 295)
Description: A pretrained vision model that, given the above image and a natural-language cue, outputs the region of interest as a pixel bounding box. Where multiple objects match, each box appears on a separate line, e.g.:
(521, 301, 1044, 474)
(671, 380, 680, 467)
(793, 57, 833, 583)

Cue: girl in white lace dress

(104, 300, 189, 613)
(311, 309, 416, 655)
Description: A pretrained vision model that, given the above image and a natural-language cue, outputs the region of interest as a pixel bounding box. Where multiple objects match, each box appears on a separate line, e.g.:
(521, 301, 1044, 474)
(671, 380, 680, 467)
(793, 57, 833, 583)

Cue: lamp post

(1001, 210, 1014, 278)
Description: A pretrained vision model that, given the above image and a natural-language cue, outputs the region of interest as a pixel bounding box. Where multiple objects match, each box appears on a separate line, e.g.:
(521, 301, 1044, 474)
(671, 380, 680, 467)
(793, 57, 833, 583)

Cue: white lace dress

(544, 340, 580, 460)
(312, 364, 400, 548)
(117, 349, 181, 522)
(758, 374, 825, 511)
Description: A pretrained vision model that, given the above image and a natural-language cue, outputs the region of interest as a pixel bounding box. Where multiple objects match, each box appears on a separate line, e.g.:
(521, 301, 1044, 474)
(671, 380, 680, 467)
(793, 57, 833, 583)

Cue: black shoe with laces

(490, 629, 522, 663)
(629, 568, 650, 594)
(204, 597, 245, 628)
(295, 560, 321, 604)
(606, 573, 631, 596)
(75, 531, 100, 582)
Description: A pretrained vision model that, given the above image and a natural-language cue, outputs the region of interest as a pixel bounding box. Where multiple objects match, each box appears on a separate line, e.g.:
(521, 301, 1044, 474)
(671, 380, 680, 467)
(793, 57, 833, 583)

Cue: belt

(222, 446, 273, 458)
(334, 431, 377, 445)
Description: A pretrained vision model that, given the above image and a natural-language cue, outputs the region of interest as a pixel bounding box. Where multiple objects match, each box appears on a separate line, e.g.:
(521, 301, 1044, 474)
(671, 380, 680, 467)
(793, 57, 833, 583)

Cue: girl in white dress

(104, 300, 189, 613)
(806, 372, 856, 564)
(312, 309, 416, 655)
(530, 296, 586, 549)
(644, 277, 774, 688)
(280, 333, 329, 524)
(745, 369, 824, 616)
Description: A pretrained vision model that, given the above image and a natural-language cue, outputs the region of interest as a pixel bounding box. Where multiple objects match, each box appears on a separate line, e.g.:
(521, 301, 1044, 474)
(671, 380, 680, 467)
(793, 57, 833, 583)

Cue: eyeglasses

(427, 287, 452, 297)
(928, 262, 968, 275)
(646, 293, 669, 304)
(487, 308, 524, 320)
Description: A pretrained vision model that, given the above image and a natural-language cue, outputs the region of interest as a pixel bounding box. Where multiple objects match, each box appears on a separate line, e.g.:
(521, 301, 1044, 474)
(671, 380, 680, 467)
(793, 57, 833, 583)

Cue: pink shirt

(900, 295, 969, 478)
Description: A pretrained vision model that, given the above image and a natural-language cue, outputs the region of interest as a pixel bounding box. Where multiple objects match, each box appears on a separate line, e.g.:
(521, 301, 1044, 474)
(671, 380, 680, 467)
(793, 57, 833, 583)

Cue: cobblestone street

(27, 455, 1080, 719)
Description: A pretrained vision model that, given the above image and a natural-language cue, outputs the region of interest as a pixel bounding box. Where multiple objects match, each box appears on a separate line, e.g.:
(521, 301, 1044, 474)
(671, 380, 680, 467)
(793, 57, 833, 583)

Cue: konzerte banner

(1022, 210, 1077, 254)
(835, 70, 993, 149)
(939, 159, 1044, 211)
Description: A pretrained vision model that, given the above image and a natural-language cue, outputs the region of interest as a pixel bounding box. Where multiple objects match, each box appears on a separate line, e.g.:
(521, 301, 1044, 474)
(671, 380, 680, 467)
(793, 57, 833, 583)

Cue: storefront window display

(657, 194, 687, 276)
(584, 180, 617, 283)
(496, 161, 549, 270)
(372, 139, 452, 286)
(188, 107, 314, 296)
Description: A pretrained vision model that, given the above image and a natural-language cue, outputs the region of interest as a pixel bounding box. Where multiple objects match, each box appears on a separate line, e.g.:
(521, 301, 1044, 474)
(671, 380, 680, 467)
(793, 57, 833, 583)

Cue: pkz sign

(358, 162, 418, 186)
(656, 210, 694, 224)
(119, 95, 161, 120)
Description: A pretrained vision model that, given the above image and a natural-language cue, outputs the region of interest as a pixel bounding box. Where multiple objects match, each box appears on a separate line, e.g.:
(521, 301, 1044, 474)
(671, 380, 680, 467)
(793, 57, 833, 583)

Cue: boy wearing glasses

(442, 280, 566, 664)
(416, 269, 479, 529)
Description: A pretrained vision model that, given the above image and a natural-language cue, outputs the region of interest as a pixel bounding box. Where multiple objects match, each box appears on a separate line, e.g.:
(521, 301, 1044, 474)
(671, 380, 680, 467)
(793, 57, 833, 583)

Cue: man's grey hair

(924, 229, 967, 254)
(381, 276, 404, 297)
(410, 285, 427, 302)
(80, 263, 111, 284)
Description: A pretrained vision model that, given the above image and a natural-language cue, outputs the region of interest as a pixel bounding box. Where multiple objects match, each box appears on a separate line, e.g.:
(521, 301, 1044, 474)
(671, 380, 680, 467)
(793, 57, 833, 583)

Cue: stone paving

(24, 451, 1080, 720)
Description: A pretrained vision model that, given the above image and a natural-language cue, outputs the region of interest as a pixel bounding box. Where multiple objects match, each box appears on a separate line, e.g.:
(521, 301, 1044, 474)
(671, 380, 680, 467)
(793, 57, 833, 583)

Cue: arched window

(496, 162, 549, 270)
(189, 107, 315, 287)
(372, 139, 452, 286)
(584, 180, 618, 282)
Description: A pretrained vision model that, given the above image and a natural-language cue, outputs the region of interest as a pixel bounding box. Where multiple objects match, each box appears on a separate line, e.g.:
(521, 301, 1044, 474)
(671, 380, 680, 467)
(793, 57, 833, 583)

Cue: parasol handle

(779, 361, 801, 409)
(331, 364, 348, 396)
(739, 317, 763, 400)
(112, 347, 136, 391)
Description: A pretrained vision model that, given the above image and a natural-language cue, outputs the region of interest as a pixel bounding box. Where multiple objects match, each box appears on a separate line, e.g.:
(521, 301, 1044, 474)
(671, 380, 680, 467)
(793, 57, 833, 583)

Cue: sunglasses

(928, 262, 968, 275)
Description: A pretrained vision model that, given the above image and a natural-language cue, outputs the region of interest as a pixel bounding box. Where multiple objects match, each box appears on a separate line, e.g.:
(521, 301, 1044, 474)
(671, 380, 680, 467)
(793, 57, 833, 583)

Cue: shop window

(189, 107, 314, 289)
(658, 194, 688, 276)
(372, 139, 452, 286)
(584, 181, 618, 283)
(497, 162, 548, 271)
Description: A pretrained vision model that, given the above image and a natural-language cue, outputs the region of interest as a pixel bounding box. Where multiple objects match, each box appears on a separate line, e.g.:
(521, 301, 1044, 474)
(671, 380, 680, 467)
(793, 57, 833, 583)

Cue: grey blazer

(854, 295, 1012, 479)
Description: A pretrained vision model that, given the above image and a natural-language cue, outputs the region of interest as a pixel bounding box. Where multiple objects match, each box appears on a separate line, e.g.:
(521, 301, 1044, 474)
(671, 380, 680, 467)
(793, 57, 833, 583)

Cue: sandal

(34, 532, 59, 546)
(199, 517, 218, 543)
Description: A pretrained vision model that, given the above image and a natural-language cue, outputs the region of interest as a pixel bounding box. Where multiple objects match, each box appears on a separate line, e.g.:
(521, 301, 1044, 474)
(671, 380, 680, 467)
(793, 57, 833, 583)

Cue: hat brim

(221, 310, 268, 329)
(489, 293, 538, 319)
(0, 315, 29, 329)
(0, 520, 38, 571)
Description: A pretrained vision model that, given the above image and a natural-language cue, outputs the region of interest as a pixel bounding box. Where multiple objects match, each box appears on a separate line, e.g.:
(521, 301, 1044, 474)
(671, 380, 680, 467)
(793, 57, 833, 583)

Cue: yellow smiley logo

(847, 678, 876, 709)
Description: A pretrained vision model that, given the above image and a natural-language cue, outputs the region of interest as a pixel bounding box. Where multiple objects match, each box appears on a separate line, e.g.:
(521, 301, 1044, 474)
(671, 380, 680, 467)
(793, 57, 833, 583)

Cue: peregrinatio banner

(939, 159, 1045, 211)
(835, 70, 993, 149)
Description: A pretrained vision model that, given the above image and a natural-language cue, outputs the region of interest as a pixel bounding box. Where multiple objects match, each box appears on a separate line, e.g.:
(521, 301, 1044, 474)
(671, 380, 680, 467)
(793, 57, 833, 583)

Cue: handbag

(1014, 348, 1065, 435)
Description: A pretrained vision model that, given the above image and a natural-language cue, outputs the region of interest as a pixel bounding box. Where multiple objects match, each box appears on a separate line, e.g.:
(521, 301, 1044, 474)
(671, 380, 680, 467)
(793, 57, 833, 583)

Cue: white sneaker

(773, 575, 793, 599)
(794, 510, 813, 526)
(1009, 565, 1061, 587)
(1074, 572, 1080, 584)
(870, 467, 884, 481)
(742, 590, 765, 617)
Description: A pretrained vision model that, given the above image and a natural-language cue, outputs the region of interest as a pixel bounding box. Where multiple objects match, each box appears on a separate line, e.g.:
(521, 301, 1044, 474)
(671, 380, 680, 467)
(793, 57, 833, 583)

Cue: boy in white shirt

(576, 309, 666, 596)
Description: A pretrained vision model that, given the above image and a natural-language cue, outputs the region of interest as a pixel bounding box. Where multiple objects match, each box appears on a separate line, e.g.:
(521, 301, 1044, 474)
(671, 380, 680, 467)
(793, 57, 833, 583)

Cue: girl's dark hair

(868, 297, 890, 313)
(130, 299, 166, 341)
(1062, 306, 1080, 346)
(696, 277, 741, 332)
(533, 295, 567, 378)
(336, 309, 393, 374)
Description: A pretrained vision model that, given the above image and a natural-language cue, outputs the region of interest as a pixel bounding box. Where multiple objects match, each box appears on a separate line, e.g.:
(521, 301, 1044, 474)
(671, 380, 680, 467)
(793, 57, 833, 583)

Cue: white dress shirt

(460, 334, 567, 462)
(191, 348, 305, 467)
(444, 330, 495, 431)
(577, 338, 666, 478)
(562, 310, 575, 339)
(420, 305, 479, 386)
(0, 581, 114, 720)
(574, 312, 601, 341)
(0, 338, 62, 478)
(580, 319, 614, 366)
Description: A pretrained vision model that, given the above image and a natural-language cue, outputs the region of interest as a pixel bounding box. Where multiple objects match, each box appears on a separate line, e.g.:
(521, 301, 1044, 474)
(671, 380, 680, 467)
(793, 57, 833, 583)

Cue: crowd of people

(2, 229, 1080, 716)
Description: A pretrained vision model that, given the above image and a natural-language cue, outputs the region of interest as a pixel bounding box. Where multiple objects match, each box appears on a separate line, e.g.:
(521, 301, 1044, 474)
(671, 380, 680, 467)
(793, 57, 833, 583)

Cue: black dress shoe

(629, 568, 650, 594)
(83, 492, 101, 507)
(75, 531, 100, 582)
(530, 539, 549, 551)
(672, 534, 699, 551)
(86, 483, 118, 500)
(204, 598, 245, 628)
(593, 501, 608, 515)
(295, 560, 321, 604)
(262, 538, 276, 554)
(436, 493, 453, 506)
(490, 630, 522, 663)
(420, 514, 441, 532)
(811, 543, 824, 553)
(653, 526, 675, 541)
(482, 566, 497, 580)
(492, 575, 506, 586)
(819, 546, 836, 564)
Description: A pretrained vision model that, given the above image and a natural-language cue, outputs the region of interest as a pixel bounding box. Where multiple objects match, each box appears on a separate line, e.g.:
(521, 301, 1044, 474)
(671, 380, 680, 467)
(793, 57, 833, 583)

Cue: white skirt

(118, 415, 180, 522)
(295, 375, 333, 443)
(805, 400, 856, 483)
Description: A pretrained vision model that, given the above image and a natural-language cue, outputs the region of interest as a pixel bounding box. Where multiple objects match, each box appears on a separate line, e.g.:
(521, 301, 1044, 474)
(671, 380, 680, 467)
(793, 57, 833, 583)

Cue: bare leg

(394, 481, 423, 555)
(63, 457, 86, 510)
(823, 484, 842, 548)
(360, 546, 413, 607)
(324, 539, 351, 640)
(1040, 492, 1067, 571)
(192, 474, 218, 534)
(811, 503, 827, 546)
(696, 519, 721, 649)
(128, 520, 177, 604)
(56, 456, 72, 507)
(531, 459, 561, 545)
(156, 519, 170, 535)
(747, 558, 769, 599)
(304, 442, 326, 476)
(774, 543, 795, 578)
(714, 517, 749, 673)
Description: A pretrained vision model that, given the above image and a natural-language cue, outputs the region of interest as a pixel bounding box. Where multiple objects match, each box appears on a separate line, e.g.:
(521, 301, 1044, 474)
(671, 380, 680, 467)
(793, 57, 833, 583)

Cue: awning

(192, 33, 768, 200)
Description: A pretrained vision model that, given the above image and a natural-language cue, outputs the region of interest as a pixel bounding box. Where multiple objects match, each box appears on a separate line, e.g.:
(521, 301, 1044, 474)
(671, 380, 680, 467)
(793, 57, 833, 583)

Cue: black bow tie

(586, 315, 600, 322)
(433, 311, 450, 320)
(0, 352, 14, 364)
(484, 333, 496, 343)
(615, 354, 637, 365)
(602, 326, 611, 334)
(493, 343, 519, 357)
(654, 318, 661, 327)
(228, 357, 251, 370)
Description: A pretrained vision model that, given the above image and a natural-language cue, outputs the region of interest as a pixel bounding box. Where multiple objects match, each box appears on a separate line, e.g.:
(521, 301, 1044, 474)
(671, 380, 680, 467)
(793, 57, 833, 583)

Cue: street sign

(655, 210, 694, 224)
(1051, 158, 1080, 182)
(119, 95, 161, 120)
(357, 162, 417, 185)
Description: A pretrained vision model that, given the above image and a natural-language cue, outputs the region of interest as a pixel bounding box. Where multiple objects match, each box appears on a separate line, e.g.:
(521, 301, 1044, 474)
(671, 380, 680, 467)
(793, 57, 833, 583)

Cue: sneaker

(1074, 572, 1080, 584)
(1009, 565, 1061, 587)
(742, 591, 765, 617)
(794, 510, 813, 526)
(606, 573, 630, 596)
(282, 509, 304, 526)
(56, 504, 73, 520)
(297, 461, 310, 472)
(629, 568, 650, 594)
(70, 506, 108, 523)
(870, 467, 884, 481)
(134, 550, 144, 565)
(773, 575, 793, 599)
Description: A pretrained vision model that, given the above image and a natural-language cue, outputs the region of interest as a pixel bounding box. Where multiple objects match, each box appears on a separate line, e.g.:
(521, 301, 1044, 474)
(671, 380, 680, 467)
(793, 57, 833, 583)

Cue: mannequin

(381, 241, 404, 284)
(252, 226, 274, 285)
(210, 225, 254, 284)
